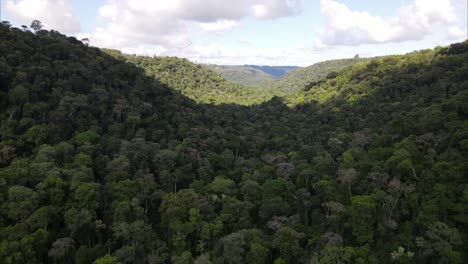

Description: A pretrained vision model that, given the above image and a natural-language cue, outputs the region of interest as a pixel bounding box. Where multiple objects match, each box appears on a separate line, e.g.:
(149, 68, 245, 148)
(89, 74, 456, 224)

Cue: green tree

(6, 185, 39, 221)
(272, 227, 303, 262)
(30, 20, 43, 31)
(349, 195, 376, 244)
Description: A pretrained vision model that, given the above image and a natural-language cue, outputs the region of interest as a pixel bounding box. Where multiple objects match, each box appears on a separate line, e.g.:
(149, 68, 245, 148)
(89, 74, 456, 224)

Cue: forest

(206, 65, 277, 87)
(206, 65, 298, 87)
(0, 21, 467, 264)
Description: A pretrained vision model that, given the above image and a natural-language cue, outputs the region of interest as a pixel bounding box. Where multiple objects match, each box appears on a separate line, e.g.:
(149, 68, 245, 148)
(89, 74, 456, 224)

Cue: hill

(102, 49, 270, 105)
(245, 65, 299, 77)
(206, 65, 299, 87)
(258, 58, 366, 94)
(207, 65, 277, 86)
(0, 21, 467, 264)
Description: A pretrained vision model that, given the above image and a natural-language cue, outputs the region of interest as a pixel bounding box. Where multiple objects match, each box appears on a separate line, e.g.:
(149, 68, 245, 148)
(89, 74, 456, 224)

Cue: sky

(2, 0, 467, 66)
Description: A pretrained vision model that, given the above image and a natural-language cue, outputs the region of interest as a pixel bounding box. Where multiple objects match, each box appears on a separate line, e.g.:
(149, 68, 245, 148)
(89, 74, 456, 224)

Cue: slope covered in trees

(101, 50, 270, 105)
(258, 58, 366, 95)
(0, 22, 467, 264)
(206, 65, 299, 87)
(244, 65, 298, 77)
(206, 65, 277, 87)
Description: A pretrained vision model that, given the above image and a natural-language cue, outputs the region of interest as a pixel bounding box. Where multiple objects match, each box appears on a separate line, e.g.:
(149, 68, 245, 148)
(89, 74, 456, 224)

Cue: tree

(81, 38, 90, 46)
(273, 258, 287, 264)
(322, 201, 346, 227)
(48, 237, 75, 263)
(106, 156, 131, 182)
(421, 222, 463, 263)
(337, 168, 358, 200)
(241, 180, 262, 202)
(113, 220, 153, 263)
(73, 182, 101, 210)
(6, 185, 39, 221)
(194, 254, 212, 264)
(93, 254, 121, 264)
(172, 251, 193, 264)
(37, 175, 65, 206)
(349, 195, 376, 244)
(209, 177, 236, 195)
(259, 197, 291, 221)
(218, 231, 247, 264)
(30, 20, 43, 32)
(262, 178, 289, 199)
(8, 85, 28, 105)
(245, 243, 269, 264)
(64, 208, 96, 244)
(272, 227, 303, 262)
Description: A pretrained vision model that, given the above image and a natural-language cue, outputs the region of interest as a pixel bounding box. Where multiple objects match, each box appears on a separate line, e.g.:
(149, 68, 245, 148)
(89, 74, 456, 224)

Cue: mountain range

(206, 65, 298, 87)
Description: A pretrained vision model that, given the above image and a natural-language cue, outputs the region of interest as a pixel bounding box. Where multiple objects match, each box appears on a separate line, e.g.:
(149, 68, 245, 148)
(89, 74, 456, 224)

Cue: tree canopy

(0, 21, 467, 264)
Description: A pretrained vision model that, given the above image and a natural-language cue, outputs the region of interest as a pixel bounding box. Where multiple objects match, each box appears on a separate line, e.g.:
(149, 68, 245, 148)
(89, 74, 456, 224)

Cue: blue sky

(3, 0, 467, 66)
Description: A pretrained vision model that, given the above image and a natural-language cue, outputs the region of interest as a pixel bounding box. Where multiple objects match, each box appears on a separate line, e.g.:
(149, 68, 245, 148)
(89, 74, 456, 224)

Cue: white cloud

(98, 3, 119, 19)
(199, 19, 239, 33)
(185, 42, 312, 66)
(316, 0, 458, 47)
(83, 0, 304, 52)
(447, 26, 466, 40)
(5, 0, 80, 33)
(251, 0, 304, 19)
(252, 4, 269, 18)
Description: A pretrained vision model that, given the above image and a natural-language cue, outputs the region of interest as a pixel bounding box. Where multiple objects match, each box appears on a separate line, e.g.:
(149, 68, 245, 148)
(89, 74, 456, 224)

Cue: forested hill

(206, 65, 277, 87)
(102, 49, 272, 105)
(1, 21, 468, 264)
(257, 58, 366, 95)
(244, 65, 298, 77)
(205, 65, 299, 87)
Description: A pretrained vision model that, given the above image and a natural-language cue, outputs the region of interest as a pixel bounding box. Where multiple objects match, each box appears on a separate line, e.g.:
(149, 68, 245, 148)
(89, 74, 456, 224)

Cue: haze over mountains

(242, 65, 299, 77)
(0, 19, 467, 264)
(207, 65, 280, 87)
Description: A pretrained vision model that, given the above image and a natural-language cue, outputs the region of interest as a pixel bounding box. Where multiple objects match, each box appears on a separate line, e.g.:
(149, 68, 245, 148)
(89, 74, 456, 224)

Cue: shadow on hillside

(2, 22, 466, 161)
(98, 40, 467, 146)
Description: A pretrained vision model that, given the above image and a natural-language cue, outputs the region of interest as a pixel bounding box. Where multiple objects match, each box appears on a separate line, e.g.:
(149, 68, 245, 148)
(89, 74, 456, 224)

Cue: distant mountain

(207, 65, 276, 86)
(206, 65, 298, 86)
(243, 65, 299, 77)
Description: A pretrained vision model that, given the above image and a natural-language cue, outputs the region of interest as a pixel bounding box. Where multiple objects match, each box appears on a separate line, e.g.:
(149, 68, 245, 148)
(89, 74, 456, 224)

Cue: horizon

(2, 0, 467, 66)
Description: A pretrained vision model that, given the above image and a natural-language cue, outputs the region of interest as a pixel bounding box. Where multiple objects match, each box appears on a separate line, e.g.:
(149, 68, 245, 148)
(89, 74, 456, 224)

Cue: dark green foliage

(104, 51, 273, 105)
(257, 57, 366, 95)
(0, 21, 467, 264)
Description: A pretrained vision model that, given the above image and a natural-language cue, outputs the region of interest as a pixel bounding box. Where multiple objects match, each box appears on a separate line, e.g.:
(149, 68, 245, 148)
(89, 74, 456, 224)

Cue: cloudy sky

(3, 0, 467, 66)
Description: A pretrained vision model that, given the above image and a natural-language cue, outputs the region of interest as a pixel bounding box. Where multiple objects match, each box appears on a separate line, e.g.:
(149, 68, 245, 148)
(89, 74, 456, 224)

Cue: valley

(0, 22, 467, 264)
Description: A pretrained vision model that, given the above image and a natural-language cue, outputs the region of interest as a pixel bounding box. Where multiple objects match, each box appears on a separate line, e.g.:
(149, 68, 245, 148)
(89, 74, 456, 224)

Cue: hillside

(258, 58, 366, 94)
(245, 65, 298, 77)
(0, 22, 467, 264)
(103, 50, 270, 105)
(207, 65, 277, 87)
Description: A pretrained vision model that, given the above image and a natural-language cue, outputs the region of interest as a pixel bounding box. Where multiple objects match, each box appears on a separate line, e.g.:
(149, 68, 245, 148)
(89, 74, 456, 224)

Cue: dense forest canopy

(0, 21, 467, 264)
(101, 49, 274, 105)
(206, 65, 277, 87)
(256, 58, 367, 96)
